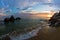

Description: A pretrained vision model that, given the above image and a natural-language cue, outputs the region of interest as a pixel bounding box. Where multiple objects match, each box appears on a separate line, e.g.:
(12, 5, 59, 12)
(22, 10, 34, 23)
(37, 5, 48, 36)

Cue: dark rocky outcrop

(4, 18, 10, 23)
(1, 35, 11, 40)
(15, 17, 21, 20)
(9, 15, 15, 22)
(4, 15, 15, 23)
(49, 11, 60, 27)
(4, 15, 21, 23)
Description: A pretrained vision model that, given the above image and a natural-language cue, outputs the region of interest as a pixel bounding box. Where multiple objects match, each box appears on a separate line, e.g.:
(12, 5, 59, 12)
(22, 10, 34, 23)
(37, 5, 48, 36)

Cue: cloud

(47, 5, 54, 10)
(29, 0, 46, 2)
(16, 1, 39, 13)
(0, 8, 5, 13)
(15, 0, 54, 12)
(47, 0, 52, 2)
(0, 13, 7, 16)
(1, 0, 59, 13)
(30, 2, 38, 6)
(0, 13, 10, 20)
(17, 1, 38, 8)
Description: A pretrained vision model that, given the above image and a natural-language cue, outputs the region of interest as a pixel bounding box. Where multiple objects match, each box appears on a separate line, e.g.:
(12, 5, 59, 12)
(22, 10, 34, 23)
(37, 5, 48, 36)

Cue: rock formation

(49, 11, 60, 27)
(4, 15, 21, 23)
(15, 17, 21, 20)
(9, 15, 15, 22)
(4, 18, 10, 23)
(1, 35, 11, 40)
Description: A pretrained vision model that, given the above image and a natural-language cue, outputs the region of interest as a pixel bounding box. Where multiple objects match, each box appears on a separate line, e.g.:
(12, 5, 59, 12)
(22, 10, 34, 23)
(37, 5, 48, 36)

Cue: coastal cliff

(49, 11, 60, 27)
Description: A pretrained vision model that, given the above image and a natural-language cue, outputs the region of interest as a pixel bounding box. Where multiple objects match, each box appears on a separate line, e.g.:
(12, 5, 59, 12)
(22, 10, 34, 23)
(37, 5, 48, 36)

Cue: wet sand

(27, 27, 60, 40)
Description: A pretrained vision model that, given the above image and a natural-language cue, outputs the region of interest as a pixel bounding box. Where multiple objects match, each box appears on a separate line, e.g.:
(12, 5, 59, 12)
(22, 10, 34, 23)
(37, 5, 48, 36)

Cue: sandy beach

(27, 26, 60, 40)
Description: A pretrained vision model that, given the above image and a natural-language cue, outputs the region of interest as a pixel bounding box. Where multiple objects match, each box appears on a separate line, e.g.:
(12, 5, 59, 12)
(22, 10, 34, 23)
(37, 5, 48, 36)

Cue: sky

(0, 0, 60, 15)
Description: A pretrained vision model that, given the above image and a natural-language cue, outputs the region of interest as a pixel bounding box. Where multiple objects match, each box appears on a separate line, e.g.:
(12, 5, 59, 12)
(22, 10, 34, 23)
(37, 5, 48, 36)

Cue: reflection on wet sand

(28, 26, 60, 40)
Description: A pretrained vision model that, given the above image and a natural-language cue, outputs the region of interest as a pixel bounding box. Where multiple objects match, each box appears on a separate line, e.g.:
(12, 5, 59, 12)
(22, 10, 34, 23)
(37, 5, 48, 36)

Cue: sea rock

(4, 15, 21, 23)
(9, 15, 15, 22)
(1, 35, 11, 40)
(15, 17, 21, 20)
(4, 18, 10, 23)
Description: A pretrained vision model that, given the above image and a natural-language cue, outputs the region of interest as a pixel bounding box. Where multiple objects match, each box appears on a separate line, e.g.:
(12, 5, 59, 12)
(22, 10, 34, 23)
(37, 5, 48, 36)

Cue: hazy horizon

(0, 12, 54, 21)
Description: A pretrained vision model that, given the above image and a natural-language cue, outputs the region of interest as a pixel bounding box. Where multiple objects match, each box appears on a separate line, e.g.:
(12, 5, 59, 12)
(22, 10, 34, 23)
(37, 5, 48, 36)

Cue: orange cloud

(0, 13, 7, 16)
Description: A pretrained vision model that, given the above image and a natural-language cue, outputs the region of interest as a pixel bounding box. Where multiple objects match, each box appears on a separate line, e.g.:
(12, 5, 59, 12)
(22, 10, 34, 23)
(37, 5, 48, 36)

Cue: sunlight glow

(47, 15, 52, 17)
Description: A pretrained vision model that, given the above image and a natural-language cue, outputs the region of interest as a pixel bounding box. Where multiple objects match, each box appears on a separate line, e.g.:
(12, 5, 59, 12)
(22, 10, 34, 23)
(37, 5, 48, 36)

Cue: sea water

(0, 18, 52, 40)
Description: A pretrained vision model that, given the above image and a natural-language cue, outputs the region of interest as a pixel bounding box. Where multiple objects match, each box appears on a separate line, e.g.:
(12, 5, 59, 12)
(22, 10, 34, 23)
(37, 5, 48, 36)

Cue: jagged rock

(4, 18, 9, 23)
(4, 15, 21, 23)
(49, 11, 60, 27)
(9, 15, 15, 22)
(1, 35, 11, 40)
(15, 17, 21, 20)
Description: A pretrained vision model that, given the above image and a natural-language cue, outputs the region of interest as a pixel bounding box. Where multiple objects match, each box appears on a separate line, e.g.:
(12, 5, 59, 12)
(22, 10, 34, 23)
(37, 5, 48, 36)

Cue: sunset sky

(0, 0, 60, 14)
